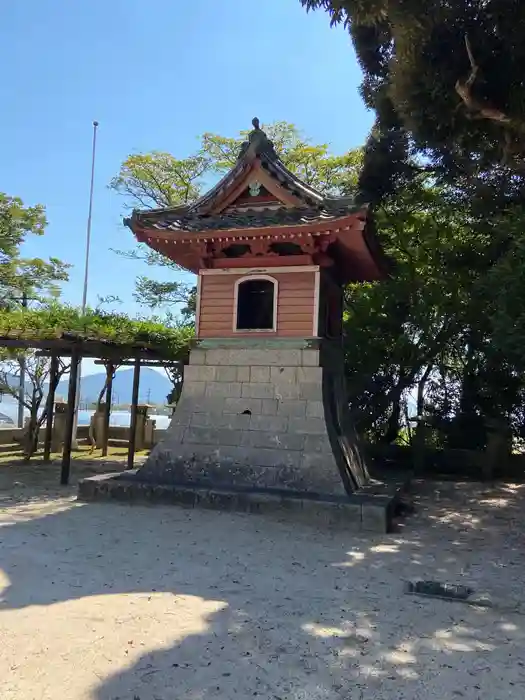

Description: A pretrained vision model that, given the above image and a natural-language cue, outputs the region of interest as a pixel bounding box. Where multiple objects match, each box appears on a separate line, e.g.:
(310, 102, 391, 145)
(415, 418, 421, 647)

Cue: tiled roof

(133, 199, 361, 233)
(125, 120, 363, 235)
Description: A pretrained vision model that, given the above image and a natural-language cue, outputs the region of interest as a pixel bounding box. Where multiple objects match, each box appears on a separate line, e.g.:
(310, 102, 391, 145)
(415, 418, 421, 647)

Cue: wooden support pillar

(102, 362, 114, 458)
(43, 354, 59, 462)
(61, 349, 80, 485)
(127, 357, 141, 470)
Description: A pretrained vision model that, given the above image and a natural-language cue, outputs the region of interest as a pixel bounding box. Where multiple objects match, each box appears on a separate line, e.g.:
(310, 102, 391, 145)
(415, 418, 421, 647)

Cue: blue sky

(1, 0, 373, 374)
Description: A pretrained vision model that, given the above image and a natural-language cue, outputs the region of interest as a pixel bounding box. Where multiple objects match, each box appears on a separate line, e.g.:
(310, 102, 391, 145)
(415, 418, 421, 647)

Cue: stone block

(220, 429, 246, 446)
(277, 400, 307, 418)
(250, 366, 271, 383)
(190, 413, 252, 430)
(299, 383, 323, 400)
(224, 397, 263, 414)
(236, 366, 250, 382)
(235, 349, 302, 366)
(215, 366, 238, 382)
(162, 426, 186, 446)
(361, 502, 388, 533)
(189, 413, 214, 428)
(183, 381, 207, 397)
(167, 411, 192, 427)
(225, 428, 247, 447)
(241, 383, 275, 399)
(270, 350, 303, 366)
(338, 503, 363, 529)
(300, 451, 336, 471)
(261, 399, 279, 415)
(250, 415, 289, 432)
(179, 397, 226, 414)
(184, 364, 216, 382)
(219, 413, 252, 430)
(297, 366, 323, 383)
(270, 366, 297, 383)
(205, 349, 232, 366)
(304, 434, 332, 453)
(302, 500, 361, 529)
(300, 500, 336, 527)
(200, 454, 282, 487)
(231, 349, 268, 366)
(241, 430, 305, 451)
(189, 349, 207, 365)
(302, 349, 320, 366)
(199, 491, 240, 512)
(184, 426, 223, 445)
(274, 384, 301, 400)
(247, 447, 301, 468)
(288, 417, 327, 434)
(170, 488, 197, 508)
(205, 382, 242, 398)
(306, 400, 325, 418)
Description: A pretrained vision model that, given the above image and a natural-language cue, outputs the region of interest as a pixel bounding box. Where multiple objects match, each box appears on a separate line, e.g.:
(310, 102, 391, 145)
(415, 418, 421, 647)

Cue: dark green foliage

(301, 0, 525, 196)
(0, 193, 70, 308)
(114, 116, 525, 450)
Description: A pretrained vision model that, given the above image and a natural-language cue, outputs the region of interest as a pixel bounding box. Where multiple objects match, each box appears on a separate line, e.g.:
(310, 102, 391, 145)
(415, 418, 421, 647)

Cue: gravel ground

(0, 462, 524, 700)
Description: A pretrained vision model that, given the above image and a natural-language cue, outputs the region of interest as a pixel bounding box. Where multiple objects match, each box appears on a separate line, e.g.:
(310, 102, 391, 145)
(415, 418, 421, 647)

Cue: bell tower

(121, 119, 395, 526)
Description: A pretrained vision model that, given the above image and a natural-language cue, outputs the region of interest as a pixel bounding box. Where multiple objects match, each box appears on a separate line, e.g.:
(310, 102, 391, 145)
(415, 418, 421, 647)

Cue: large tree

(112, 119, 525, 448)
(0, 192, 70, 447)
(301, 0, 525, 197)
(0, 193, 69, 308)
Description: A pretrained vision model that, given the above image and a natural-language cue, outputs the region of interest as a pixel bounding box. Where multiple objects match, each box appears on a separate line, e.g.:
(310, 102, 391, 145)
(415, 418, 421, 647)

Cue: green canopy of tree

(0, 193, 70, 308)
(301, 0, 525, 196)
(111, 119, 525, 452)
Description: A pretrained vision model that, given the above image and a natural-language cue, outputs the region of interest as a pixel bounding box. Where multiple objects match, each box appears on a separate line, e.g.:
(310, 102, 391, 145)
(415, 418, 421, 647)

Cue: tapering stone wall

(135, 340, 369, 497)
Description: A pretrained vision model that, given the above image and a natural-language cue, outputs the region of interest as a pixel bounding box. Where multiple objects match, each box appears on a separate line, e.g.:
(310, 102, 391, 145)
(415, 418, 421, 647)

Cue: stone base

(77, 471, 409, 533)
(135, 338, 370, 498)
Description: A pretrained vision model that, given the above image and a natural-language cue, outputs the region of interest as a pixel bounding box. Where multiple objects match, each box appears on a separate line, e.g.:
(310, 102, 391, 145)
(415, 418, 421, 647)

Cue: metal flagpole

(82, 120, 99, 312)
(72, 120, 99, 446)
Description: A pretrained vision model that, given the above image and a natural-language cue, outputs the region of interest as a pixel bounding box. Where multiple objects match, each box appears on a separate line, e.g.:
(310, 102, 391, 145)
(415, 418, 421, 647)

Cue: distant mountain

(1, 368, 172, 407)
(55, 367, 172, 405)
(0, 372, 34, 396)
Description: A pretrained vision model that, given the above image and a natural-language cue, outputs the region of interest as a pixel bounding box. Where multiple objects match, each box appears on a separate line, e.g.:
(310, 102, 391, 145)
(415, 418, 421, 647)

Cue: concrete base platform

(77, 471, 410, 533)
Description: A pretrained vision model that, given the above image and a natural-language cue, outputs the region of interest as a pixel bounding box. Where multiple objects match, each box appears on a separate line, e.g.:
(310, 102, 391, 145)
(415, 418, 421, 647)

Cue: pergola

(0, 333, 181, 485)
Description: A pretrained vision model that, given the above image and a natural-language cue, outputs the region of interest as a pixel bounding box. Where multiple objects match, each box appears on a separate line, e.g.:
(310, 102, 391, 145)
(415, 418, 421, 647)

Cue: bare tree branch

(455, 34, 513, 126)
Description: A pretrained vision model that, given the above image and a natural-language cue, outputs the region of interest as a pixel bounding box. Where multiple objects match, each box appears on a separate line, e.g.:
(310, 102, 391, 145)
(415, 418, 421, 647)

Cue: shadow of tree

(1, 474, 525, 699)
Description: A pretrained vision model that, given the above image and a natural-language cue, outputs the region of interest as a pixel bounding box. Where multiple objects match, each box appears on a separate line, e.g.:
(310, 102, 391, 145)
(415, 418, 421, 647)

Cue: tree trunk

(417, 365, 432, 417)
(23, 405, 40, 460)
(382, 385, 403, 444)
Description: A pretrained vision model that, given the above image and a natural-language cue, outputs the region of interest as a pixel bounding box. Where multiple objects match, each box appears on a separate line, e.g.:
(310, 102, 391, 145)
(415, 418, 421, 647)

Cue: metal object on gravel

(404, 579, 493, 607)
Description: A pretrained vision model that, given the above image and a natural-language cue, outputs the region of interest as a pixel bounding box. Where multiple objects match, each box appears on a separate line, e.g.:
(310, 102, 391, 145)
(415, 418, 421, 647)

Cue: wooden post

(61, 349, 80, 485)
(43, 354, 59, 462)
(127, 357, 141, 470)
(102, 362, 114, 457)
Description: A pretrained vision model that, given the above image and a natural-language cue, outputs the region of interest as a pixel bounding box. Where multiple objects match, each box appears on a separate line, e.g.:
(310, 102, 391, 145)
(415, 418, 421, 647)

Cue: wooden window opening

(234, 275, 278, 332)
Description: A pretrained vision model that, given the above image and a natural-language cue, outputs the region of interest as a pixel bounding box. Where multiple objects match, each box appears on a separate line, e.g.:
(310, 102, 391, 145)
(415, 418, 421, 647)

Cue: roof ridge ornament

(238, 117, 277, 161)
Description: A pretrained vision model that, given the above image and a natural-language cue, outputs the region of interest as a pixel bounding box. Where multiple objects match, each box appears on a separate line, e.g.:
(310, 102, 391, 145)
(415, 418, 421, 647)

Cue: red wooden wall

(198, 270, 317, 338)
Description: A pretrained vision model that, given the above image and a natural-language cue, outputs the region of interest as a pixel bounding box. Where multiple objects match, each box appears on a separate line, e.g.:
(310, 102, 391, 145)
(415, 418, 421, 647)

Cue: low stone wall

(0, 427, 25, 445)
(94, 425, 167, 445)
(367, 443, 525, 480)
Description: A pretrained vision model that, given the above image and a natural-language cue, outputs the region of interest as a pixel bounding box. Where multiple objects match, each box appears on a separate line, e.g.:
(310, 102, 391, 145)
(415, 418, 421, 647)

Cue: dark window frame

(234, 275, 278, 332)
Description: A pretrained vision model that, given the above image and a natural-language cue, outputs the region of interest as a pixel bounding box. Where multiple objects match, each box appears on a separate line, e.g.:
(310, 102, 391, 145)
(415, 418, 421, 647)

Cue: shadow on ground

(1, 464, 524, 699)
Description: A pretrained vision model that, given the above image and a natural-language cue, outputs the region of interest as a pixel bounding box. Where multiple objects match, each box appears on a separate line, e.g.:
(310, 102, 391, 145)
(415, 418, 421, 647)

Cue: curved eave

(131, 208, 388, 281)
(134, 210, 365, 242)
